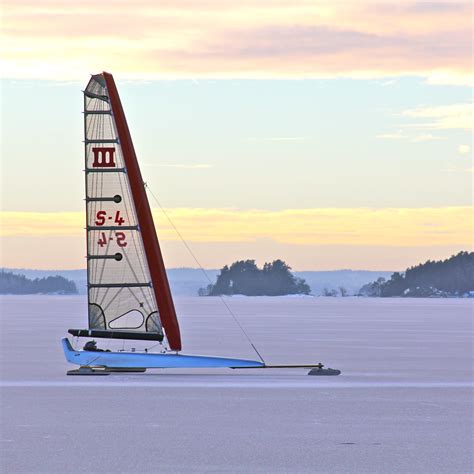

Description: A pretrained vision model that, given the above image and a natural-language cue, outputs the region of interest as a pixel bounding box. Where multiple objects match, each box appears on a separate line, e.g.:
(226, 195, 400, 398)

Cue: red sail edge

(103, 71, 182, 351)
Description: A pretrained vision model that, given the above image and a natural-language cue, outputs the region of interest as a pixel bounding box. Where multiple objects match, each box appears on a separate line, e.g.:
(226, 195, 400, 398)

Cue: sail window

(109, 310, 145, 329)
(146, 312, 162, 333)
(89, 304, 106, 329)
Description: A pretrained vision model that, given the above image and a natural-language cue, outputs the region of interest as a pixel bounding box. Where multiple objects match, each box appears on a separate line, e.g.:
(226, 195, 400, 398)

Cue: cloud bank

(2, 207, 470, 247)
(1, 207, 471, 270)
(2, 1, 472, 83)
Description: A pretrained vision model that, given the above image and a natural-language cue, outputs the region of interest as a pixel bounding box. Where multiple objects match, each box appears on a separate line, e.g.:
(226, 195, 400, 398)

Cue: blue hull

(62, 338, 264, 369)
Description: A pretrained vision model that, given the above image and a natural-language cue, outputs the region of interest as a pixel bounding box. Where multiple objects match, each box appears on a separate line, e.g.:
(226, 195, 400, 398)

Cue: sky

(0, 0, 472, 271)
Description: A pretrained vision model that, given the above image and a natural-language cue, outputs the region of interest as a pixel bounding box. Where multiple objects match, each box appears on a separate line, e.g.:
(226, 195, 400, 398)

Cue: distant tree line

(0, 271, 78, 295)
(359, 251, 474, 297)
(199, 259, 311, 296)
(322, 287, 348, 297)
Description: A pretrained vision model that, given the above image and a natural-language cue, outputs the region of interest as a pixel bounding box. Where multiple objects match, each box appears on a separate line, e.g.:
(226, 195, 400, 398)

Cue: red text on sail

(92, 147, 116, 168)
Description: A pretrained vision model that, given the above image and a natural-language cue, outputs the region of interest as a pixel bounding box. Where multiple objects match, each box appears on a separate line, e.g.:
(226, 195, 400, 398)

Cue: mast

(102, 72, 182, 351)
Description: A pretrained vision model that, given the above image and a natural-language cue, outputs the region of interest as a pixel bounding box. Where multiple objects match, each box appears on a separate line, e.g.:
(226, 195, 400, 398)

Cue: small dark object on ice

(67, 366, 110, 376)
(308, 366, 341, 376)
(67, 366, 146, 375)
(106, 367, 147, 373)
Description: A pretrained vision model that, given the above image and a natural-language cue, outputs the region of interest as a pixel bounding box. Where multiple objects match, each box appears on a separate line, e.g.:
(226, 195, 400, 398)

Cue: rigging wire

(145, 183, 266, 365)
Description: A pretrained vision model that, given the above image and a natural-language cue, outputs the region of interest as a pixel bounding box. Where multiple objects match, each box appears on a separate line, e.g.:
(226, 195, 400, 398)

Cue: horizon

(1, 1, 472, 271)
(2, 248, 470, 274)
(2, 265, 396, 273)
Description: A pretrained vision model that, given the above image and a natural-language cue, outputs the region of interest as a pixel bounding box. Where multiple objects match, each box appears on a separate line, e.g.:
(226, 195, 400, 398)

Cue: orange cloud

(1, 1, 472, 83)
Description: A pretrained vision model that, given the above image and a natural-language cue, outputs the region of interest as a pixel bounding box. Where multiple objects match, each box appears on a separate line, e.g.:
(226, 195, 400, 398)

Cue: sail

(82, 73, 182, 350)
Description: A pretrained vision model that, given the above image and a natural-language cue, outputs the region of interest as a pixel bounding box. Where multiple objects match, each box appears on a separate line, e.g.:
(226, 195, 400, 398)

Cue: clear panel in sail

(84, 75, 162, 336)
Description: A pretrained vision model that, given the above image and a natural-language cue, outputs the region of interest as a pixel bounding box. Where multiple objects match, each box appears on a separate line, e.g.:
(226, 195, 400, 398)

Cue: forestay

(84, 74, 163, 338)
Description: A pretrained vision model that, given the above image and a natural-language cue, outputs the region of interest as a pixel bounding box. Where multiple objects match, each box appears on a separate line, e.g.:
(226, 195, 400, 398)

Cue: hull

(62, 338, 264, 369)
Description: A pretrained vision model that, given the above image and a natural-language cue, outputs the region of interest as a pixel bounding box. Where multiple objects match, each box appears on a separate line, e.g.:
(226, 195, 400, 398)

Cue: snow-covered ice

(1, 296, 472, 473)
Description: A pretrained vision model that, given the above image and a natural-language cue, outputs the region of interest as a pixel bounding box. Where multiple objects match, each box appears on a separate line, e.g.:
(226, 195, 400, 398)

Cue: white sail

(84, 74, 162, 336)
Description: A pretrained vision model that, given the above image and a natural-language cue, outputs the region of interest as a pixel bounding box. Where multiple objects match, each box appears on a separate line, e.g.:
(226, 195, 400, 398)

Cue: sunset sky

(1, 0, 472, 270)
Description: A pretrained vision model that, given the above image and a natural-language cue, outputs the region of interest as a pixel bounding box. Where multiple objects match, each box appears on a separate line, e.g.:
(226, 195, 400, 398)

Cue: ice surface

(1, 296, 472, 473)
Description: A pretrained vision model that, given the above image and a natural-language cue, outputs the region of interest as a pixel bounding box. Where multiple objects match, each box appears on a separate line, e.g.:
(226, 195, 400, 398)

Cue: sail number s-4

(97, 231, 127, 248)
(95, 211, 125, 226)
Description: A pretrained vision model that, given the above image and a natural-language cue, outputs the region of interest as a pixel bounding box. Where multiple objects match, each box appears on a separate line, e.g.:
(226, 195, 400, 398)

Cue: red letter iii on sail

(103, 71, 182, 351)
(92, 147, 116, 168)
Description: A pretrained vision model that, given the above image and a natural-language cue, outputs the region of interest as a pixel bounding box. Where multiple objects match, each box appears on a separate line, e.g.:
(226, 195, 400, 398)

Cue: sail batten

(83, 72, 181, 348)
(86, 168, 126, 173)
(84, 110, 112, 115)
(87, 225, 138, 231)
(88, 283, 151, 288)
(84, 92, 109, 102)
(86, 196, 123, 202)
(85, 139, 119, 144)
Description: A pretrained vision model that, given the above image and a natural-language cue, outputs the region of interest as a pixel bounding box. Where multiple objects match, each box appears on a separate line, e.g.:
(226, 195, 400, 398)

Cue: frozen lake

(1, 296, 472, 473)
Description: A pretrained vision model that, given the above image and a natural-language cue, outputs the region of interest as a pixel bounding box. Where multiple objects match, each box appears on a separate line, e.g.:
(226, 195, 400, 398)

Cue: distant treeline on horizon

(1, 251, 472, 297)
(203, 252, 473, 297)
(0, 271, 77, 295)
(359, 251, 473, 298)
(200, 259, 310, 296)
